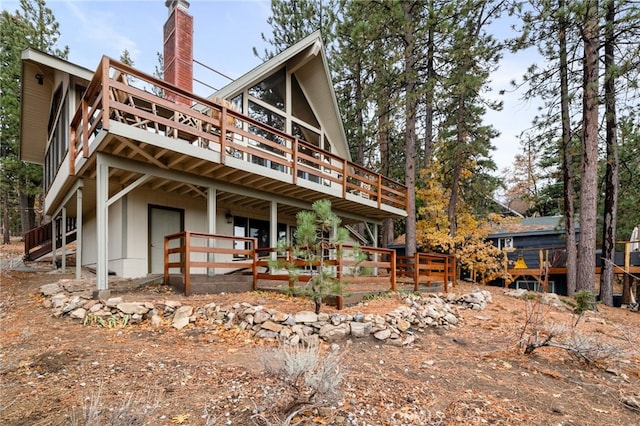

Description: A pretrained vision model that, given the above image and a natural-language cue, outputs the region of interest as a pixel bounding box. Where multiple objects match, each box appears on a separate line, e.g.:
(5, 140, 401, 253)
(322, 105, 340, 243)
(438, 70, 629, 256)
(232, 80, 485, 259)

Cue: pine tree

(0, 0, 68, 241)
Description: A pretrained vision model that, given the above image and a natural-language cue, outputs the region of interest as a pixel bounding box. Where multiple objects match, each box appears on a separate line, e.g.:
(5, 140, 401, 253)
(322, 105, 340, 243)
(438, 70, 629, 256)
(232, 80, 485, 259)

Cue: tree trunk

(424, 0, 435, 168)
(576, 0, 599, 293)
(448, 94, 466, 238)
(378, 96, 394, 248)
(599, 0, 618, 306)
(19, 192, 36, 236)
(403, 1, 418, 257)
(559, 0, 577, 295)
(2, 191, 10, 244)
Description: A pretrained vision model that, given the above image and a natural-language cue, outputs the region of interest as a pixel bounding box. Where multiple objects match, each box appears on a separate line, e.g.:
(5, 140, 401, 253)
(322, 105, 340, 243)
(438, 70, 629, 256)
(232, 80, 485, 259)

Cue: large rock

(294, 311, 318, 323)
(396, 318, 411, 332)
(374, 328, 391, 341)
(117, 302, 150, 315)
(40, 283, 62, 296)
(261, 321, 283, 333)
(253, 310, 271, 324)
(172, 305, 193, 330)
(318, 323, 350, 342)
(69, 308, 87, 320)
(350, 321, 372, 338)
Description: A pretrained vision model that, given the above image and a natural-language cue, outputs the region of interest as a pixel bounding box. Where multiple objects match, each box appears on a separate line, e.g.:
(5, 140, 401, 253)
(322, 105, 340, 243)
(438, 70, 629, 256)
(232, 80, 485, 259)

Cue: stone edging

(40, 281, 492, 346)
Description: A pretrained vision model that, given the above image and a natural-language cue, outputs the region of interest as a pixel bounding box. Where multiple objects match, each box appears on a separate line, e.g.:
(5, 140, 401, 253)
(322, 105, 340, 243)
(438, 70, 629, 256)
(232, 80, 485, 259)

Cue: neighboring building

(487, 216, 579, 295)
(19, 1, 407, 292)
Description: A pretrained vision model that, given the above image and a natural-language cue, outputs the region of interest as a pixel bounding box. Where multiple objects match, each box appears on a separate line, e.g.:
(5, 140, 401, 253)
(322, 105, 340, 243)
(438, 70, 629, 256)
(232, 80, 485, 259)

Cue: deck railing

(164, 231, 258, 296)
(164, 232, 460, 305)
(24, 217, 77, 261)
(397, 252, 456, 293)
(255, 244, 397, 295)
(69, 56, 407, 212)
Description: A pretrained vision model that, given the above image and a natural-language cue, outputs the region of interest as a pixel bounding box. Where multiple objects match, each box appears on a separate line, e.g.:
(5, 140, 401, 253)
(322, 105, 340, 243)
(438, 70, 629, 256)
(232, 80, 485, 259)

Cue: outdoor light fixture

(35, 73, 44, 85)
(225, 210, 233, 224)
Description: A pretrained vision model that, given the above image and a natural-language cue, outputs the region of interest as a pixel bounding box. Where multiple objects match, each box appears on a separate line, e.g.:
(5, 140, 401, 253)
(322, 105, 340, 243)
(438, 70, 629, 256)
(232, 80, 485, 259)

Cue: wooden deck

(68, 57, 407, 221)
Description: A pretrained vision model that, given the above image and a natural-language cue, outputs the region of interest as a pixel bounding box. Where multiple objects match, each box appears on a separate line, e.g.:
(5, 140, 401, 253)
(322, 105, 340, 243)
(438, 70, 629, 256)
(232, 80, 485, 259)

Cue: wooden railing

(164, 231, 258, 296)
(255, 244, 397, 292)
(397, 253, 456, 293)
(24, 217, 77, 261)
(69, 56, 407, 212)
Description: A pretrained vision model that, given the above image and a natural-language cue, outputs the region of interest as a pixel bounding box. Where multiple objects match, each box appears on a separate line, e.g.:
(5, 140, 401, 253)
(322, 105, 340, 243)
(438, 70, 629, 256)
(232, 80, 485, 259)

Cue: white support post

(96, 155, 109, 291)
(76, 186, 83, 280)
(372, 223, 379, 276)
(207, 186, 216, 276)
(270, 200, 278, 261)
(51, 215, 57, 267)
(61, 207, 67, 272)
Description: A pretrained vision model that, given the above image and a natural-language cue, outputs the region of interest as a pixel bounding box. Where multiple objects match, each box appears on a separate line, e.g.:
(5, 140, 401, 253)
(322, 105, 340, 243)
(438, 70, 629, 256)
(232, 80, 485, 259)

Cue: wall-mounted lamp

(225, 210, 233, 224)
(35, 73, 44, 85)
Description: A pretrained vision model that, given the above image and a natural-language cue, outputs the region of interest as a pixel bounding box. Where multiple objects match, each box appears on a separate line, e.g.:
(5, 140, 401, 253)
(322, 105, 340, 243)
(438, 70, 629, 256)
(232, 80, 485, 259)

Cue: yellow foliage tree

(416, 167, 515, 284)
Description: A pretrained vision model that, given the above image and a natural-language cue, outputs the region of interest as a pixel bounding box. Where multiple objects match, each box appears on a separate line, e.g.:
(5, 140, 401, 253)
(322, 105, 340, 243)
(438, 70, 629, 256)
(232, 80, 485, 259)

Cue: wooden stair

(24, 217, 77, 261)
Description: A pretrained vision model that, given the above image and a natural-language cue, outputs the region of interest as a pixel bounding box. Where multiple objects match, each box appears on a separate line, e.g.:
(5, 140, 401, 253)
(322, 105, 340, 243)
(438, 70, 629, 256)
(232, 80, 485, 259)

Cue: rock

(40, 283, 62, 296)
(150, 314, 162, 328)
(288, 334, 300, 346)
(504, 289, 528, 298)
(172, 305, 193, 330)
(253, 310, 270, 324)
(330, 314, 347, 326)
(350, 321, 372, 338)
(402, 334, 416, 346)
(116, 302, 150, 315)
(444, 313, 458, 325)
(294, 311, 318, 323)
(271, 311, 289, 322)
(50, 294, 68, 309)
(374, 328, 391, 341)
(353, 312, 364, 322)
(105, 297, 124, 308)
(318, 323, 350, 342)
(69, 308, 87, 320)
(261, 321, 283, 333)
(387, 338, 403, 346)
(163, 300, 182, 308)
(255, 329, 278, 339)
(396, 318, 411, 332)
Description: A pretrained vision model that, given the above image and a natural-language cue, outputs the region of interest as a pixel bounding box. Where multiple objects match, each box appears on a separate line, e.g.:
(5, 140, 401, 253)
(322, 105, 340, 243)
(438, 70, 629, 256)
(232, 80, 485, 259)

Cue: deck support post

(207, 186, 216, 276)
(61, 207, 67, 272)
(51, 215, 57, 268)
(270, 200, 278, 262)
(76, 185, 83, 280)
(96, 154, 109, 292)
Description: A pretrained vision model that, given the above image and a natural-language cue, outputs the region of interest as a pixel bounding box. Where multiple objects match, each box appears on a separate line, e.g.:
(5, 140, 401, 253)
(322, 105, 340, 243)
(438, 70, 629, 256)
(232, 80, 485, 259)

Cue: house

(19, 0, 407, 296)
(487, 216, 577, 295)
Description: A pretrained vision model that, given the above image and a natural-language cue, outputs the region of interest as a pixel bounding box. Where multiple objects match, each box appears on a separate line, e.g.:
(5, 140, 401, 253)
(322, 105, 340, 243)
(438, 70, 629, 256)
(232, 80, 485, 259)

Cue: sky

(2, 0, 538, 174)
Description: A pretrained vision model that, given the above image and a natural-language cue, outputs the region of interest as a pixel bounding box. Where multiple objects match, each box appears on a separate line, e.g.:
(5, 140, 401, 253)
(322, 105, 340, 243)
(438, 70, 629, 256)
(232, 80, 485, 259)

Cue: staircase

(24, 217, 77, 261)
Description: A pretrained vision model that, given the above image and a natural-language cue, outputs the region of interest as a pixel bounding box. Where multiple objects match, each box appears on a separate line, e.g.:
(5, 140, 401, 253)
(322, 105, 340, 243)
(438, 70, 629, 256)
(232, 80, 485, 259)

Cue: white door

(149, 206, 183, 274)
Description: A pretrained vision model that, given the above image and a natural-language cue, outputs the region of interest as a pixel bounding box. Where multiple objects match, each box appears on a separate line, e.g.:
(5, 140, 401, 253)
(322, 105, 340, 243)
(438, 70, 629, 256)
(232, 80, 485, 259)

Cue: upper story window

(498, 237, 513, 250)
(248, 68, 285, 111)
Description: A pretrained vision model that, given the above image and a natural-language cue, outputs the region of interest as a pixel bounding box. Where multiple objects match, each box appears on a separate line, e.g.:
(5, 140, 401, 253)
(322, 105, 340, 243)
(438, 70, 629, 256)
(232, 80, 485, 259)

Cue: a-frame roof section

(214, 31, 352, 162)
(20, 48, 93, 164)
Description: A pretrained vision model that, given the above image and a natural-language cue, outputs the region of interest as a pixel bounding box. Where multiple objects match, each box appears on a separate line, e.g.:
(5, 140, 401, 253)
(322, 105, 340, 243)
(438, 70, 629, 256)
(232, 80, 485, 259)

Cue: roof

(20, 49, 94, 164)
(214, 31, 352, 162)
(488, 216, 579, 238)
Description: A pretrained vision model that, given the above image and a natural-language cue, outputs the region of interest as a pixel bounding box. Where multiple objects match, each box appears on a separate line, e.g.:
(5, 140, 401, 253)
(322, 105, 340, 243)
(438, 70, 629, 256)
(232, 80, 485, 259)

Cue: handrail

(397, 252, 456, 292)
(68, 56, 408, 213)
(164, 231, 258, 296)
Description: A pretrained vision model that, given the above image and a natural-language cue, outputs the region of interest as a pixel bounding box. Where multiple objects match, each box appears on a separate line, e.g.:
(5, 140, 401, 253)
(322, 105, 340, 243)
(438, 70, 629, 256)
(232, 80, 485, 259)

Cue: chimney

(163, 0, 193, 105)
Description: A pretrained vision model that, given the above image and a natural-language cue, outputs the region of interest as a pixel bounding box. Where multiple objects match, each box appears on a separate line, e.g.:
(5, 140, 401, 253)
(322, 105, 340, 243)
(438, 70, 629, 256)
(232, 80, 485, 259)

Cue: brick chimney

(163, 0, 193, 105)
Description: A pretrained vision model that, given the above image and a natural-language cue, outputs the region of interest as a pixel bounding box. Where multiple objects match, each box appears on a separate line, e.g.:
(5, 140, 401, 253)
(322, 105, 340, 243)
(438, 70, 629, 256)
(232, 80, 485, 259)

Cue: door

(148, 205, 184, 274)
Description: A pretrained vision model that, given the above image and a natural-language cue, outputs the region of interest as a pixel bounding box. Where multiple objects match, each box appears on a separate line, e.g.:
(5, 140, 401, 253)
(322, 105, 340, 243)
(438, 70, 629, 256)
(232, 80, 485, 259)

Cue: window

(498, 237, 513, 250)
(248, 69, 285, 111)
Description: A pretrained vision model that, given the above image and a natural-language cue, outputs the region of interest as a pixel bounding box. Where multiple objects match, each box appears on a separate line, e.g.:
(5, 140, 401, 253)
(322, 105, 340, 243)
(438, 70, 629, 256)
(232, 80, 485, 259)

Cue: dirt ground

(1, 239, 639, 425)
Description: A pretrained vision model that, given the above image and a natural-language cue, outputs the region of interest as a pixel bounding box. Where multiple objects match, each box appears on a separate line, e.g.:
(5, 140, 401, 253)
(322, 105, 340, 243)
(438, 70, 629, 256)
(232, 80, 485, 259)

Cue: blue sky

(3, 0, 537, 173)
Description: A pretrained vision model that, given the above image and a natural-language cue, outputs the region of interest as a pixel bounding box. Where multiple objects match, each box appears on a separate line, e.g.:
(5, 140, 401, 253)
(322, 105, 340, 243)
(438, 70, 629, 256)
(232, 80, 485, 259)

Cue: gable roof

(488, 216, 580, 238)
(213, 31, 351, 162)
(20, 49, 93, 164)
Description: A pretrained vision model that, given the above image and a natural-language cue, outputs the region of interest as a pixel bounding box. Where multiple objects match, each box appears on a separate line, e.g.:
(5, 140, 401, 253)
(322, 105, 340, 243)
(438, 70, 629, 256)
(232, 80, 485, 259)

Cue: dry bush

(255, 342, 344, 425)
(70, 381, 162, 426)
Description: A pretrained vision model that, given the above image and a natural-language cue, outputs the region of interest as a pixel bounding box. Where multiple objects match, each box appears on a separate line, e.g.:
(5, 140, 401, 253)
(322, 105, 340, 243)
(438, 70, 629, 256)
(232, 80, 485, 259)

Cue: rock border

(40, 280, 492, 346)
